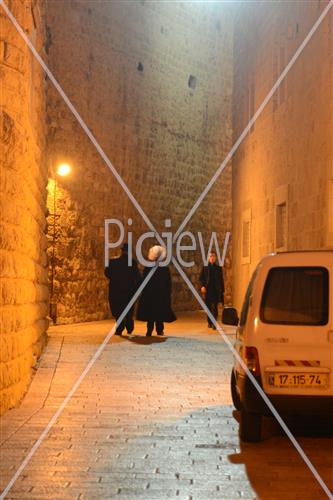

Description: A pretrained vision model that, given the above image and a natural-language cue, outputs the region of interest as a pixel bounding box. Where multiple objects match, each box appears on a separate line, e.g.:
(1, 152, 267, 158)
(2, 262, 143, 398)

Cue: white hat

(148, 245, 167, 262)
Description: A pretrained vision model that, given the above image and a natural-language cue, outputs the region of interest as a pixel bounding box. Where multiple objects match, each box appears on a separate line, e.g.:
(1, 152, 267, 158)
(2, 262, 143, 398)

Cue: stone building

(232, 0, 333, 310)
(1, 0, 332, 414)
(45, 0, 233, 324)
(1, 0, 233, 413)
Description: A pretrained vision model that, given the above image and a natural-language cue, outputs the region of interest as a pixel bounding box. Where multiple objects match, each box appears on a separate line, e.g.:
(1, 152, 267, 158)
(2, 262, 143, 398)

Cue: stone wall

(45, 0, 233, 324)
(0, 0, 48, 413)
(232, 1, 333, 310)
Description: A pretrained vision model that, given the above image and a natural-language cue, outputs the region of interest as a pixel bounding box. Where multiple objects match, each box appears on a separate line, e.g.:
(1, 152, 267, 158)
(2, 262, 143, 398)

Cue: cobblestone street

(0, 312, 332, 499)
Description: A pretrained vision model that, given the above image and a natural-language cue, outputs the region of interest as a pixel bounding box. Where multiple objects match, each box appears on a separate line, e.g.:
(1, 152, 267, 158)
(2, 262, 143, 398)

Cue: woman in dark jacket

(137, 245, 176, 336)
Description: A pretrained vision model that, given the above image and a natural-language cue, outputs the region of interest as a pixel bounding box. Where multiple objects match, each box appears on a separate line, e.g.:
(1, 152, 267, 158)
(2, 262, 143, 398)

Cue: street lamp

(57, 163, 71, 176)
(49, 163, 72, 323)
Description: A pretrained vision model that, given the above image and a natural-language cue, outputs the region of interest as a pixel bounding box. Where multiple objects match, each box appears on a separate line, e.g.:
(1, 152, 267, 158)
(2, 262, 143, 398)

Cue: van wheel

(240, 409, 262, 442)
(231, 370, 242, 411)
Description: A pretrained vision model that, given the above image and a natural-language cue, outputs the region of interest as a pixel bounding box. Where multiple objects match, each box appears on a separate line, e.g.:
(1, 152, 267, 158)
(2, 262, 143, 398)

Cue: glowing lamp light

(57, 163, 71, 176)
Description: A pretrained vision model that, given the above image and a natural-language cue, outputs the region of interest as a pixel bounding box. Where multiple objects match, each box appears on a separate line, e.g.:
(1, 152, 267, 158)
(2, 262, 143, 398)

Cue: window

(276, 202, 287, 249)
(275, 184, 288, 251)
(188, 75, 197, 90)
(242, 221, 250, 259)
(260, 267, 329, 325)
(241, 208, 251, 264)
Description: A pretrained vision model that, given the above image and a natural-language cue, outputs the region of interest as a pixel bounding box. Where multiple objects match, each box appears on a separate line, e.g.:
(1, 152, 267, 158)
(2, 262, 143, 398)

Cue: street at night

(1, 313, 332, 498)
(1, 0, 333, 498)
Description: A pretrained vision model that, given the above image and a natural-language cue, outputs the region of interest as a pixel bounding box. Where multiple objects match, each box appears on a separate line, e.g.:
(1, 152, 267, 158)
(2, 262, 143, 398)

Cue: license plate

(268, 372, 328, 389)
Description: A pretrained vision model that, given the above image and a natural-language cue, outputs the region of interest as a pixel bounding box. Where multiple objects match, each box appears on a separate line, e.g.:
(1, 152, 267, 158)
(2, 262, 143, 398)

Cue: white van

(226, 251, 333, 442)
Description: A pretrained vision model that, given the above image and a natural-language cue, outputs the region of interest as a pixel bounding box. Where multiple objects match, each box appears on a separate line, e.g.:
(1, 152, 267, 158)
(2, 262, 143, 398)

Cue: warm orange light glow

(57, 163, 71, 176)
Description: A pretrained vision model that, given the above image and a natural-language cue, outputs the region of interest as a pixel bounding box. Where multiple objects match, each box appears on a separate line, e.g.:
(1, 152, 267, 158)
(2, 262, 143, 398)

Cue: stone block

(0, 1, 48, 413)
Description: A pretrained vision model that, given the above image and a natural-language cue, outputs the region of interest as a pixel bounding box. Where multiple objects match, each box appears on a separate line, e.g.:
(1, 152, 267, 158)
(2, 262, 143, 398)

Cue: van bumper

(237, 372, 333, 416)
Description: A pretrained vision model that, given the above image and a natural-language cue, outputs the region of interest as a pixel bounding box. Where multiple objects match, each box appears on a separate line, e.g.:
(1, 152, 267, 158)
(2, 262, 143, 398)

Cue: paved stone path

(1, 312, 332, 499)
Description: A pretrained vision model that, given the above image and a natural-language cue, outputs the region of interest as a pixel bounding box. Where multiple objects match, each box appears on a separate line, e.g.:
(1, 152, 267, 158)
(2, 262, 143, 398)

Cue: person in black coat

(137, 245, 176, 336)
(104, 243, 141, 335)
(199, 250, 225, 329)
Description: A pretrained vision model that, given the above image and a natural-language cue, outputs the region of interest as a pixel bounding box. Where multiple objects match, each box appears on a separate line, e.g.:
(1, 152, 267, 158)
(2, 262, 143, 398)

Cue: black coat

(104, 255, 141, 316)
(137, 265, 176, 322)
(199, 263, 225, 303)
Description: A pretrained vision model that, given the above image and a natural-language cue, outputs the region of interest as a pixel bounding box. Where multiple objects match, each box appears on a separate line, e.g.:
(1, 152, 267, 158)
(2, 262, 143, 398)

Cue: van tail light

(244, 347, 260, 376)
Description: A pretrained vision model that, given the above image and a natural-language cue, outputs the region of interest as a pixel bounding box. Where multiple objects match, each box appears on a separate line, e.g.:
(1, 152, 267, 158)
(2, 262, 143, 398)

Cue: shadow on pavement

(232, 409, 333, 438)
(124, 335, 168, 345)
(229, 410, 333, 499)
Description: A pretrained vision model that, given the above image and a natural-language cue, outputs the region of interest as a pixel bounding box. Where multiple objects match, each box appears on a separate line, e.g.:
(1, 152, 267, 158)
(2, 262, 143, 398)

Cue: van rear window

(260, 267, 329, 325)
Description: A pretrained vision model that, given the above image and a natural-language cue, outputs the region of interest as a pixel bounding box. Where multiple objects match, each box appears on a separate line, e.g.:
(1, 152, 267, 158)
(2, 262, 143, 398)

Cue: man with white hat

(137, 245, 176, 336)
